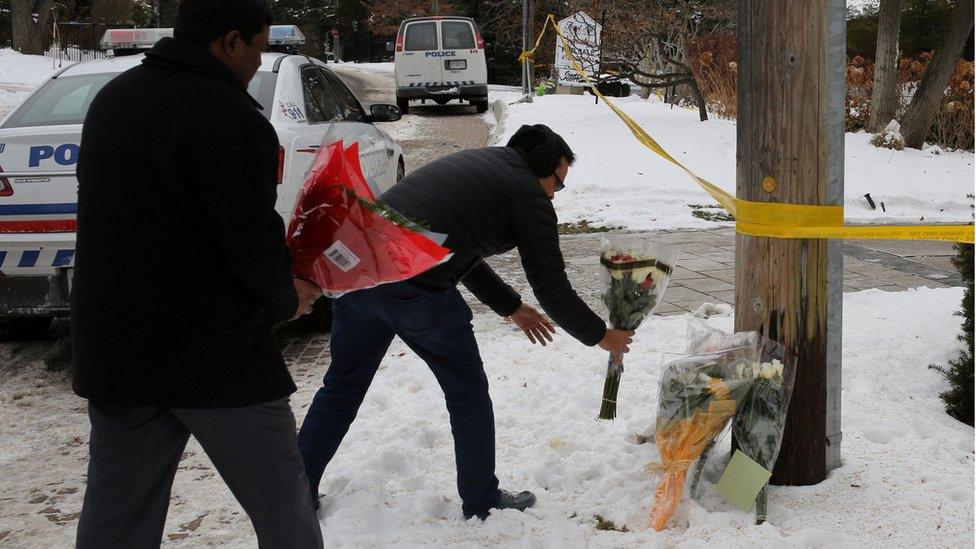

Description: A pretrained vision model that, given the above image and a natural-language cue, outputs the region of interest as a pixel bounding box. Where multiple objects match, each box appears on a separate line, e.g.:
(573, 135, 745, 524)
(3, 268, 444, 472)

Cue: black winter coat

(71, 38, 298, 407)
(381, 146, 606, 346)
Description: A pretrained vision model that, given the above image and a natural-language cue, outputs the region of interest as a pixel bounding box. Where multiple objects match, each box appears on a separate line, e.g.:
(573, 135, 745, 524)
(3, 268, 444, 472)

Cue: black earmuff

(507, 124, 560, 178)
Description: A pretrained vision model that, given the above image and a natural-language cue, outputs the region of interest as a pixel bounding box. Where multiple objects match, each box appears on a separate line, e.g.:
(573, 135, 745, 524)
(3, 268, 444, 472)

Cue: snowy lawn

(0, 288, 971, 547)
(302, 287, 972, 547)
(488, 93, 974, 231)
(0, 49, 70, 114)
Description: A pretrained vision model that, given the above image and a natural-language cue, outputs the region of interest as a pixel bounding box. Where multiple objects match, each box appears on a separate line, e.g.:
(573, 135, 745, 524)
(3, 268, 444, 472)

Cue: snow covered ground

(0, 49, 971, 548)
(488, 92, 974, 231)
(1, 288, 971, 546)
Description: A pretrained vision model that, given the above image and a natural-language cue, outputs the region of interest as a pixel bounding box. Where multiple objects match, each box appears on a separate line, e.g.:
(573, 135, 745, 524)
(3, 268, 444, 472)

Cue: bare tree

(867, 0, 903, 133)
(901, 0, 974, 149)
(553, 1, 733, 121)
(11, 0, 55, 55)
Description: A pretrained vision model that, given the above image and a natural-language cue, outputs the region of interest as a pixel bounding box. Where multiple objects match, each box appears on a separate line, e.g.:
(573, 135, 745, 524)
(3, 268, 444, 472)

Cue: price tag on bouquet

(717, 450, 772, 511)
(286, 141, 452, 296)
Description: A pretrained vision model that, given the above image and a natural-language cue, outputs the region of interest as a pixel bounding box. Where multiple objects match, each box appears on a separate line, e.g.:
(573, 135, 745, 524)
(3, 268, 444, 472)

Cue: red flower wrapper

(286, 140, 451, 296)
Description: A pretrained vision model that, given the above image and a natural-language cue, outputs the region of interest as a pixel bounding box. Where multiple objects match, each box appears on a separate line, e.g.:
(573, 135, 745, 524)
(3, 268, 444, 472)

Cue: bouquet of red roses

(597, 237, 678, 419)
(286, 140, 451, 296)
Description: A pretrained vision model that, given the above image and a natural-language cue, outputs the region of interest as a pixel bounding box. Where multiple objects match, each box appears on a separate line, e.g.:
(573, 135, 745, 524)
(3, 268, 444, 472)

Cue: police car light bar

(100, 28, 173, 50)
(269, 25, 305, 46)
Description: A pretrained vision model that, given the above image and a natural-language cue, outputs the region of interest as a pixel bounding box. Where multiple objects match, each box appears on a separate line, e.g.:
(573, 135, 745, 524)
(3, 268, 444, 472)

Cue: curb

(485, 99, 508, 145)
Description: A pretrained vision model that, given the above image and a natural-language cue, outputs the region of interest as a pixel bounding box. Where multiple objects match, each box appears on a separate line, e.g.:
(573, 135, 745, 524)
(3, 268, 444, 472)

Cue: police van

(0, 25, 404, 337)
(394, 16, 488, 114)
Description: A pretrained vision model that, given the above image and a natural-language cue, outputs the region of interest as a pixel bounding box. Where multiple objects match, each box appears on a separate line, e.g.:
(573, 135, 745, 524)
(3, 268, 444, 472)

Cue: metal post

(528, 0, 535, 92)
(825, 0, 846, 473)
(522, 0, 532, 102)
(433, 0, 439, 16)
(596, 9, 606, 105)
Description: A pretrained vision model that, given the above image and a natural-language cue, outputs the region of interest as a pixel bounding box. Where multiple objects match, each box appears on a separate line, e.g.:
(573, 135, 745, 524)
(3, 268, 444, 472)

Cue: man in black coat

(71, 1, 322, 546)
(298, 124, 635, 520)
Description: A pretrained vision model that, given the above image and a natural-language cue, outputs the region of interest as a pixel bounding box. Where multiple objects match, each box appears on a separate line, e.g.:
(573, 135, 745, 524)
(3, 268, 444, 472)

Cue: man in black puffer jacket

(298, 124, 634, 520)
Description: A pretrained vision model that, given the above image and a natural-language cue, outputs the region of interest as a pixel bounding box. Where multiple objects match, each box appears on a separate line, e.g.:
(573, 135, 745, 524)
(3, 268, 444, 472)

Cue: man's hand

(598, 328, 635, 356)
(292, 278, 323, 320)
(507, 303, 556, 346)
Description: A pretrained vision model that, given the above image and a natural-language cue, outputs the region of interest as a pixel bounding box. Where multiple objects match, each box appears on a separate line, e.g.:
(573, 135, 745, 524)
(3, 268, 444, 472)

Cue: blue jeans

(298, 281, 500, 517)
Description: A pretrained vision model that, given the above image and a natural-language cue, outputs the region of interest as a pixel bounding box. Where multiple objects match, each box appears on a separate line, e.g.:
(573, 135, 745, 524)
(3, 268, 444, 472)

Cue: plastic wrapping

(597, 236, 678, 419)
(286, 141, 451, 297)
(647, 320, 797, 530)
(647, 346, 757, 530)
(729, 336, 796, 523)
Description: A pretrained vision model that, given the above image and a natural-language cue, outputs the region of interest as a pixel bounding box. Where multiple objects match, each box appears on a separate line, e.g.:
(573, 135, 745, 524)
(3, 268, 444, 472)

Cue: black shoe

(464, 489, 537, 520)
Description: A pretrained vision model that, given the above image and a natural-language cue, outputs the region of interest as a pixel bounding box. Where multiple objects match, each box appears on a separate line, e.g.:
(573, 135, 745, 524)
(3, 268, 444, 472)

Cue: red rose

(639, 274, 655, 290)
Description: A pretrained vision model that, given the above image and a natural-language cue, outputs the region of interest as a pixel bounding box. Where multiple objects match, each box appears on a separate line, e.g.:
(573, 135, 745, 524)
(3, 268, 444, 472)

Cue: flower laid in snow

(647, 352, 756, 531)
(647, 322, 797, 530)
(730, 351, 795, 525)
(597, 238, 678, 420)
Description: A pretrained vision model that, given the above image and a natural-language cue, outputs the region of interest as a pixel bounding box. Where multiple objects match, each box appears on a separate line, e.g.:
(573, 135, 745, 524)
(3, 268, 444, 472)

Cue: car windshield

(3, 70, 278, 128)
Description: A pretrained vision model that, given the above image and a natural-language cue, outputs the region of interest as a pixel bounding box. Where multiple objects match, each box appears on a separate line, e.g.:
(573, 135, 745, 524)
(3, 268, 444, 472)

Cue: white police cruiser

(394, 16, 488, 114)
(0, 25, 404, 337)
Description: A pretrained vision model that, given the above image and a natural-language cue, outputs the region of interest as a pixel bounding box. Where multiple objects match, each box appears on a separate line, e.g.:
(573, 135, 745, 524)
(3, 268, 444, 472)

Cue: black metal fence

(340, 32, 394, 63)
(46, 23, 110, 64)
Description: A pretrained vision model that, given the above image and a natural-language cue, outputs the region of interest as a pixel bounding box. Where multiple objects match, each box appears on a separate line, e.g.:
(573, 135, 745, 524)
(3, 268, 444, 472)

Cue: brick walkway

(475, 228, 961, 318)
(331, 66, 489, 170)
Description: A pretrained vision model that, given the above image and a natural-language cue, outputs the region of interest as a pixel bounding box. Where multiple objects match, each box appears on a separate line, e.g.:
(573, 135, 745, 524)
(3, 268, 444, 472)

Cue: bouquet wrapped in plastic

(646, 341, 758, 530)
(647, 321, 797, 530)
(597, 237, 678, 419)
(286, 141, 451, 296)
(728, 337, 796, 524)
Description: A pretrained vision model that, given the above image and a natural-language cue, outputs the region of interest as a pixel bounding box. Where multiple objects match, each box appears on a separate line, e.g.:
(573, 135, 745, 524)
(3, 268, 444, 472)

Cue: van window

(404, 22, 437, 51)
(441, 21, 475, 50)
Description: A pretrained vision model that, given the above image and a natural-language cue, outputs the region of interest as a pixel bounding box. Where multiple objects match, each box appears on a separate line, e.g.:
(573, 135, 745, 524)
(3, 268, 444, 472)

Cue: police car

(0, 25, 404, 337)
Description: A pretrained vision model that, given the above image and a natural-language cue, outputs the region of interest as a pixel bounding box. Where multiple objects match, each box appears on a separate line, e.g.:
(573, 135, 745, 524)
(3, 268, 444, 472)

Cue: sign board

(554, 12, 602, 87)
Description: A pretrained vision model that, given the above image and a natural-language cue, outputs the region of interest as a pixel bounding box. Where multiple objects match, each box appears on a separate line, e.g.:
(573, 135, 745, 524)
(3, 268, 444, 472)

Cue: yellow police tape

(520, 14, 974, 244)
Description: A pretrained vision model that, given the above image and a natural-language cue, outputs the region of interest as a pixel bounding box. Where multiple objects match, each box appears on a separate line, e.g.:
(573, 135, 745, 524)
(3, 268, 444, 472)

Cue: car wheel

(0, 316, 54, 339)
(396, 97, 410, 114)
(302, 297, 333, 332)
(475, 98, 489, 114)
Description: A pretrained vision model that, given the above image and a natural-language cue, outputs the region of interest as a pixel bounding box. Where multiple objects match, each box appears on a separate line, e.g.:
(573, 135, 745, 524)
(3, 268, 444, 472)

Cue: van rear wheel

(396, 97, 410, 114)
(474, 98, 489, 114)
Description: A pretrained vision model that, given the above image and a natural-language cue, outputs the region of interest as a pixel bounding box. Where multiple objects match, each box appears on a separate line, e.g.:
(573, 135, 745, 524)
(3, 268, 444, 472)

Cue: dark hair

(506, 124, 575, 178)
(174, 0, 274, 47)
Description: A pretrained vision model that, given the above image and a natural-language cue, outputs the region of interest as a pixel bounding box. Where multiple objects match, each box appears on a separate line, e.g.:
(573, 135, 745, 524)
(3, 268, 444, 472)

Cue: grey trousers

(76, 398, 323, 549)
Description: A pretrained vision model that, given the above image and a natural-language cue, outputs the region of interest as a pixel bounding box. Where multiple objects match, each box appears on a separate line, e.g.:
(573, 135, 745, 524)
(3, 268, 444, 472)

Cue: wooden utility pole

(735, 0, 844, 485)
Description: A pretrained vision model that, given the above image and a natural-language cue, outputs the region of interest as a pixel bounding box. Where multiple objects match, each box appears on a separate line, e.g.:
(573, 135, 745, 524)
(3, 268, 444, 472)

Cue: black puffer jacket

(381, 146, 606, 346)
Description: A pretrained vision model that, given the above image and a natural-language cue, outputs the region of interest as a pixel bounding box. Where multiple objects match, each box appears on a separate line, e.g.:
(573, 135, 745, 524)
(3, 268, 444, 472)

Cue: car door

(396, 20, 440, 88)
(438, 20, 486, 87)
(319, 69, 397, 195)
